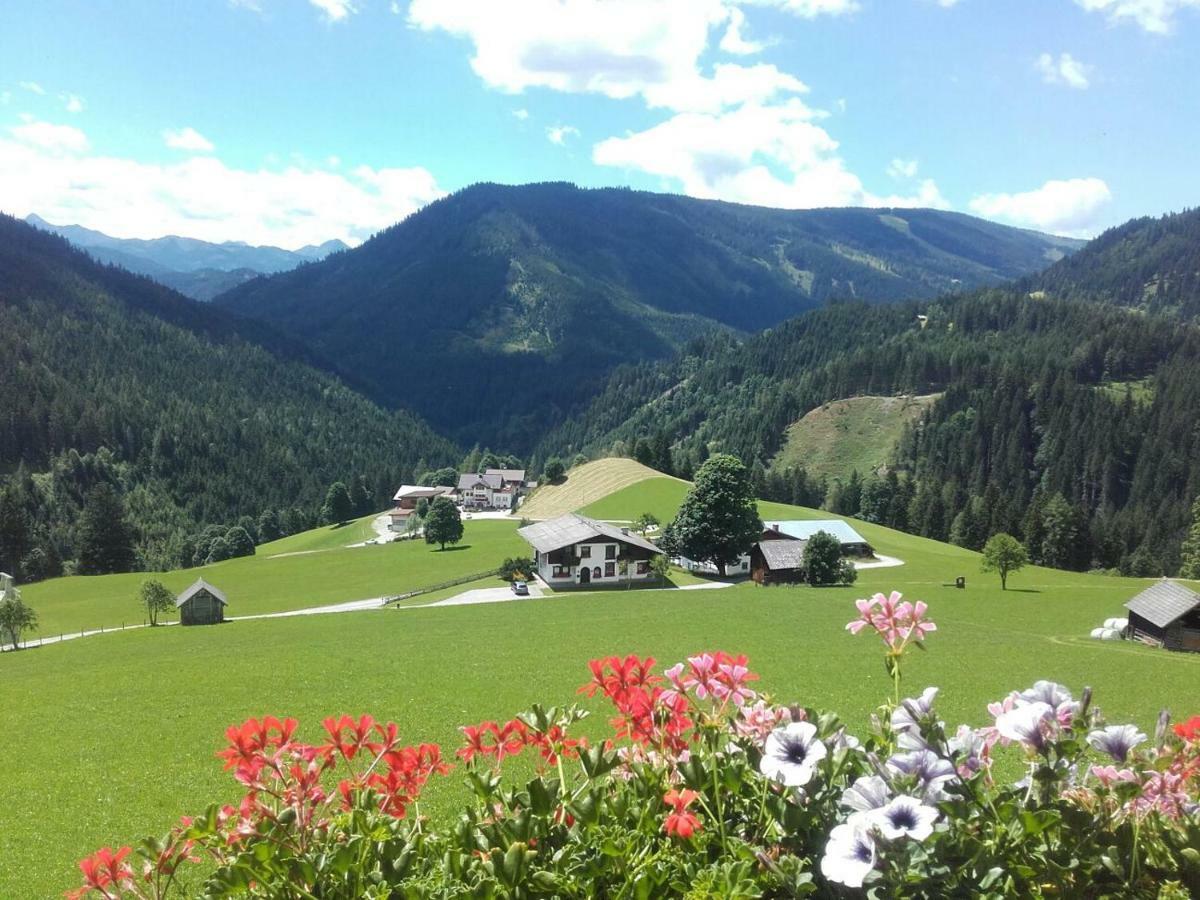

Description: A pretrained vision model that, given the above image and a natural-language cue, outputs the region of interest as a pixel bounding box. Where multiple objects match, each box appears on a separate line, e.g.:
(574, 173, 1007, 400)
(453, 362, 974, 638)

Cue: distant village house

(388, 485, 454, 532)
(456, 468, 528, 511)
(1124, 580, 1200, 652)
(679, 519, 874, 582)
(176, 578, 227, 626)
(519, 513, 662, 586)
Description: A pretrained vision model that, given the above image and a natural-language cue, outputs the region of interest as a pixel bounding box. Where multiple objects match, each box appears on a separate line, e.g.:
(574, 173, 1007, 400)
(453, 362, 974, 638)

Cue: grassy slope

(256, 512, 379, 555)
(518, 458, 674, 520)
(18, 520, 526, 638)
(770, 394, 938, 479)
(7, 477, 1200, 894)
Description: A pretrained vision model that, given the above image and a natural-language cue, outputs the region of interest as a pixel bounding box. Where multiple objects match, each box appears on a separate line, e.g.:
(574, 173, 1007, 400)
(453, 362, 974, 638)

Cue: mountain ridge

(214, 181, 1082, 449)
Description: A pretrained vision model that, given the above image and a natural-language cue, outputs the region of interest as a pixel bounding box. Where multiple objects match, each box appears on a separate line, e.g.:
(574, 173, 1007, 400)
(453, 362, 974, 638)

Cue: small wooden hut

(1124, 580, 1200, 652)
(176, 578, 227, 626)
(750, 540, 807, 585)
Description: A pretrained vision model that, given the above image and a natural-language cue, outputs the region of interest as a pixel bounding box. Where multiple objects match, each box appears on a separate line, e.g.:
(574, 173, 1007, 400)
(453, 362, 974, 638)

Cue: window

(579, 545, 592, 559)
(552, 565, 571, 578)
(605, 545, 617, 560)
(636, 561, 649, 575)
(604, 562, 615, 578)
(592, 567, 602, 579)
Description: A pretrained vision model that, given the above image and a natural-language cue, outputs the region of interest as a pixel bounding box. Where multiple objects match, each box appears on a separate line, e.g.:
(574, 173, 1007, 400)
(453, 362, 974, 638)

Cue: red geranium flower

(662, 789, 702, 839)
(1174, 715, 1200, 742)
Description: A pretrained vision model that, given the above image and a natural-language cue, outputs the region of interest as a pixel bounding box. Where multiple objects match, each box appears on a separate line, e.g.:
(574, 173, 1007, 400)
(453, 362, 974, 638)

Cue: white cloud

(390, 0, 402, 11)
(1073, 0, 1200, 33)
(720, 8, 766, 54)
(163, 127, 216, 153)
(743, 0, 859, 16)
(1036, 52, 1092, 89)
(593, 101, 948, 210)
(19, 81, 45, 95)
(309, 0, 357, 22)
(0, 126, 444, 248)
(512, 108, 530, 120)
(969, 177, 1112, 237)
(406, 0, 807, 113)
(546, 124, 581, 145)
(61, 93, 85, 113)
(9, 118, 89, 154)
(887, 157, 919, 179)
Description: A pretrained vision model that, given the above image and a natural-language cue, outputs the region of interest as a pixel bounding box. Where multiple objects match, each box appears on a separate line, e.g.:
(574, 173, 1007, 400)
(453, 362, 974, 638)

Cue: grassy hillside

(518, 458, 675, 520)
(217, 182, 1078, 449)
(17, 519, 525, 637)
(4, 476, 1198, 895)
(770, 394, 939, 480)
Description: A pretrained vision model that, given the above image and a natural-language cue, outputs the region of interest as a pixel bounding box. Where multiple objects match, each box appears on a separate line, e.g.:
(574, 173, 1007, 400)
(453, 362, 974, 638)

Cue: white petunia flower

(820, 819, 876, 888)
(866, 794, 940, 841)
(759, 721, 828, 787)
(996, 701, 1056, 752)
(1086, 724, 1147, 763)
(840, 774, 891, 813)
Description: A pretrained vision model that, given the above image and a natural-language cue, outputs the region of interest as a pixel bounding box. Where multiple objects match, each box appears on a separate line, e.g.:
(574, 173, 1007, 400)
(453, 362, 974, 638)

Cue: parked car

(511, 580, 529, 596)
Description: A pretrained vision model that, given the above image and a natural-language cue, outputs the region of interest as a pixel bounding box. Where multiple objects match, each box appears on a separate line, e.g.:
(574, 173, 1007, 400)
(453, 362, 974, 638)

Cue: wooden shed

(1124, 580, 1200, 652)
(176, 578, 227, 626)
(750, 539, 807, 585)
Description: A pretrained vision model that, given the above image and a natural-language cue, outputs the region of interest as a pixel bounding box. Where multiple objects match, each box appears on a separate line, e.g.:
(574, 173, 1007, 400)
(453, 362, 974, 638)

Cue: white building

(518, 513, 662, 587)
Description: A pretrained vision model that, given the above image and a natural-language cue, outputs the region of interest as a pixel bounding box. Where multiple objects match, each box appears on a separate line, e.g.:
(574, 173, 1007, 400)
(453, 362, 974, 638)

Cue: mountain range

(24, 214, 348, 302)
(7, 186, 1200, 578)
(0, 213, 453, 572)
(215, 181, 1082, 448)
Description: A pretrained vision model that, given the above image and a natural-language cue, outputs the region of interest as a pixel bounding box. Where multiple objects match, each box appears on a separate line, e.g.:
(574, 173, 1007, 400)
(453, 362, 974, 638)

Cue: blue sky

(1, 0, 1197, 247)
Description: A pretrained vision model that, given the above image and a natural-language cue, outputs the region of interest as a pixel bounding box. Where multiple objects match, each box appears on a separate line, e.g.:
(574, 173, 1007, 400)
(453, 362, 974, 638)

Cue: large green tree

(321, 482, 354, 526)
(981, 533, 1029, 590)
(424, 497, 464, 551)
(77, 484, 136, 575)
(667, 454, 762, 576)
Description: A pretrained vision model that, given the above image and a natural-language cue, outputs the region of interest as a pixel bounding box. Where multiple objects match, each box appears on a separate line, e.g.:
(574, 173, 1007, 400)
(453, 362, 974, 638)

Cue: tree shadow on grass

(435, 545, 472, 552)
(1004, 588, 1043, 594)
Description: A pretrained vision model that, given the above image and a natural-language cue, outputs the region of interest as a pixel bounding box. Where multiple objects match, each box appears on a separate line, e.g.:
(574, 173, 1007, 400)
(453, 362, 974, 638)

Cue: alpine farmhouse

(518, 513, 662, 586)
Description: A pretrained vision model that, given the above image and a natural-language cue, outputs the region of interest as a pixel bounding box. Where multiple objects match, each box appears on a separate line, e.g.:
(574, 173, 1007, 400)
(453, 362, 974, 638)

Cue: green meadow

(17, 519, 527, 638)
(4, 474, 1200, 896)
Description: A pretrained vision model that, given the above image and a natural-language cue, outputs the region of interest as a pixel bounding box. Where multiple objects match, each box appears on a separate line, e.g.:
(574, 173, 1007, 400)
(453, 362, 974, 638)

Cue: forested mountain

(1031, 208, 1200, 318)
(542, 293, 1200, 575)
(0, 214, 454, 576)
(24, 214, 347, 301)
(216, 182, 1080, 450)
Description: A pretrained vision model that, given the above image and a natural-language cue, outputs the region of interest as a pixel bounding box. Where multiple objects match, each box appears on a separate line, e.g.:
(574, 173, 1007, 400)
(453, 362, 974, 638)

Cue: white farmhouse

(518, 513, 662, 587)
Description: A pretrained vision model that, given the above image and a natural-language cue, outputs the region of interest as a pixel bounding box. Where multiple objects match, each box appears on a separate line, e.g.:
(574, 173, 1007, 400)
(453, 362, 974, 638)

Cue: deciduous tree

(667, 454, 761, 576)
(803, 530, 856, 586)
(139, 579, 176, 627)
(424, 497, 464, 551)
(981, 533, 1029, 590)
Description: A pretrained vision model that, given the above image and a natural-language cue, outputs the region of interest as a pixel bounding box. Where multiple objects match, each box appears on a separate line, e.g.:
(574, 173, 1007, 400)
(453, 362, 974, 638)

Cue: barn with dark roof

(176, 578, 227, 626)
(1124, 580, 1200, 652)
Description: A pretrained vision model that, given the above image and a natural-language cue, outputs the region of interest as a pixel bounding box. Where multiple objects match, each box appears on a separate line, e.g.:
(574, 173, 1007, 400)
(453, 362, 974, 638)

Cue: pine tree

(0, 489, 31, 580)
(77, 484, 136, 575)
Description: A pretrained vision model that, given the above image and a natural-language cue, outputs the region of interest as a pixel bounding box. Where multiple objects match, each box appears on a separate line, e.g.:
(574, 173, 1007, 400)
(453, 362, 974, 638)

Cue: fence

(384, 569, 502, 606)
(1, 617, 177, 652)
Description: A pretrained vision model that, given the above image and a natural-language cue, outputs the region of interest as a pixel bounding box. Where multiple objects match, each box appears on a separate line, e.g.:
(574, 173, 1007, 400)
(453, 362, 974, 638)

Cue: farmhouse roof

(458, 472, 503, 491)
(1124, 580, 1200, 629)
(485, 468, 526, 483)
(758, 539, 807, 570)
(392, 484, 452, 502)
(176, 578, 228, 608)
(766, 519, 869, 546)
(519, 513, 661, 555)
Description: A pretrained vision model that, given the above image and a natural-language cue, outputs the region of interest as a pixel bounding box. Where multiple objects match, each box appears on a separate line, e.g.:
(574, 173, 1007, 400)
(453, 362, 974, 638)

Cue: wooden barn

(750, 539, 807, 585)
(1124, 580, 1200, 652)
(176, 578, 227, 626)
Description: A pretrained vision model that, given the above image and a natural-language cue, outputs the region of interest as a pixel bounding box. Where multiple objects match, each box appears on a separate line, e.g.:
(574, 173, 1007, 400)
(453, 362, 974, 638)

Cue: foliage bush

(69, 592, 1200, 898)
(499, 556, 536, 582)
